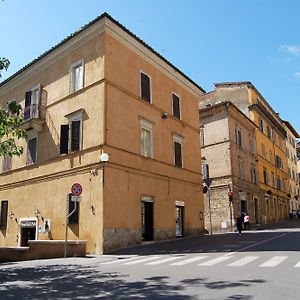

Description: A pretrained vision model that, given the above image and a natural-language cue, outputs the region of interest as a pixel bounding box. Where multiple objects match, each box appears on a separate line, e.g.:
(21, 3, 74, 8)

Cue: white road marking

(145, 256, 182, 265)
(123, 256, 162, 265)
(170, 256, 207, 266)
(224, 233, 289, 256)
(227, 256, 259, 267)
(294, 261, 300, 268)
(198, 256, 232, 266)
(259, 256, 288, 267)
(100, 256, 138, 265)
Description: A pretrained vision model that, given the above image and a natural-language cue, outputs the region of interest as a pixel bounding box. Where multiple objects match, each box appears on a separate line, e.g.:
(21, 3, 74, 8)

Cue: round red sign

(71, 183, 83, 196)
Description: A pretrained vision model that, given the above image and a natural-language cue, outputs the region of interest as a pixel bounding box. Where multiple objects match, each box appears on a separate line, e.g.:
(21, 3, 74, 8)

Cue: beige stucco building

(0, 13, 205, 254)
(282, 121, 299, 216)
(199, 101, 259, 233)
(200, 82, 289, 226)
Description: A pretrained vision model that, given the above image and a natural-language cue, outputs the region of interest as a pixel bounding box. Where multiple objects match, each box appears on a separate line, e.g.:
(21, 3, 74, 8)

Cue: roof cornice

(0, 13, 205, 97)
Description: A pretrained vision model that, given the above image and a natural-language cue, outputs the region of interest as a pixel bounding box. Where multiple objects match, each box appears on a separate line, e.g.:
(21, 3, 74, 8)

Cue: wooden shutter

(172, 94, 180, 119)
(174, 141, 182, 167)
(60, 125, 69, 154)
(68, 194, 79, 224)
(141, 73, 151, 102)
(24, 91, 32, 120)
(71, 120, 81, 152)
(0, 201, 8, 229)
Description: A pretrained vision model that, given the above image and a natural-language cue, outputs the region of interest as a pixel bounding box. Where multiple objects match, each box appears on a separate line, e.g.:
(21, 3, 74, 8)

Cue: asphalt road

(1, 224, 300, 299)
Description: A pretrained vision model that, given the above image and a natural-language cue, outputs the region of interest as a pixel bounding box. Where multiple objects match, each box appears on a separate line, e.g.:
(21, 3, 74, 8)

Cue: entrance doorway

(254, 198, 259, 224)
(141, 201, 153, 241)
(176, 206, 184, 237)
(20, 227, 36, 246)
(19, 219, 37, 247)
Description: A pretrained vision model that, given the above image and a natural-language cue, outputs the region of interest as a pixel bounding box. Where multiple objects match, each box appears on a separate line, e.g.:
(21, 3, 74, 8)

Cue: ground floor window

(175, 204, 184, 237)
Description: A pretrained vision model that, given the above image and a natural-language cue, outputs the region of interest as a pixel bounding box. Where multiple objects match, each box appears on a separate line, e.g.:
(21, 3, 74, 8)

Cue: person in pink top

(244, 214, 250, 230)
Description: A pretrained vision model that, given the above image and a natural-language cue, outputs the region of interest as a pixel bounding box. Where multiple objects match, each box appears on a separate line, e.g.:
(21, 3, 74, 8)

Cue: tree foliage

(0, 99, 26, 157)
(0, 57, 10, 77)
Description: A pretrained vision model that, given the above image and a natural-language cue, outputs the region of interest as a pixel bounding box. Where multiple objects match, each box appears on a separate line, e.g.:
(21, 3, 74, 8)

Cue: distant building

(200, 82, 289, 227)
(0, 13, 205, 254)
(282, 121, 300, 216)
(199, 101, 259, 233)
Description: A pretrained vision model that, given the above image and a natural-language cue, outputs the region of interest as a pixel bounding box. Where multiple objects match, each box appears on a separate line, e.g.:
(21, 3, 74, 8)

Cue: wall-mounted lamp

(161, 112, 168, 119)
(35, 209, 41, 219)
(9, 211, 15, 221)
(100, 152, 109, 169)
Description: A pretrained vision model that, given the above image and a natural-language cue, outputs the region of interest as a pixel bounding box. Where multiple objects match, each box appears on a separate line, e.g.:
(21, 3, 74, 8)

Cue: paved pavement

(1, 220, 300, 300)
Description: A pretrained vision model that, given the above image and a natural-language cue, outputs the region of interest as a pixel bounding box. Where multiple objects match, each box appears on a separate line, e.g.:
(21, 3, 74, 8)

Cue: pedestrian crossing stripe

(170, 256, 207, 266)
(227, 256, 259, 267)
(259, 256, 288, 267)
(99, 254, 300, 268)
(198, 256, 232, 266)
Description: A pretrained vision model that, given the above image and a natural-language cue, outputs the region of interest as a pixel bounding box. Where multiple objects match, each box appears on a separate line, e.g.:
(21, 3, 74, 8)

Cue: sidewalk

(251, 219, 300, 231)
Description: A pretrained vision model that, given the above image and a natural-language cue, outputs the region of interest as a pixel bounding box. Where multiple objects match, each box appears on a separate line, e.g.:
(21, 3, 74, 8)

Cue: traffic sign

(71, 183, 83, 196)
(71, 195, 81, 202)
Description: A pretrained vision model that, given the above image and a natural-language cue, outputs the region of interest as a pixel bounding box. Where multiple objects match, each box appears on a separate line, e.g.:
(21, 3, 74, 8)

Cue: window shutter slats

(172, 94, 180, 119)
(141, 73, 150, 102)
(174, 141, 182, 167)
(60, 125, 69, 154)
(71, 121, 81, 152)
(0, 201, 8, 229)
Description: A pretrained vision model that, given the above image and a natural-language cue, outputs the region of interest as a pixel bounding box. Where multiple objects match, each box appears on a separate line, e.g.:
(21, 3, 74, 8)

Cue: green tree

(0, 100, 26, 157)
(0, 57, 10, 77)
(0, 58, 26, 157)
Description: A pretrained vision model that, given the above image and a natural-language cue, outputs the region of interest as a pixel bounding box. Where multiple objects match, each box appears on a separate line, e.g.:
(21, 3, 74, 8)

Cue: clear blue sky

(1, 0, 299, 134)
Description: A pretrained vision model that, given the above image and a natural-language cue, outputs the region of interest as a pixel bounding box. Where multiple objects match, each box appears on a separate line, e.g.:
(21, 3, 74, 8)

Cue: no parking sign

(71, 183, 83, 196)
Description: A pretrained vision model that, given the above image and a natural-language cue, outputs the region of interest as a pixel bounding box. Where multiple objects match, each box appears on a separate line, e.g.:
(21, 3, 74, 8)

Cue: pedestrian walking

(236, 216, 243, 235)
(244, 213, 250, 230)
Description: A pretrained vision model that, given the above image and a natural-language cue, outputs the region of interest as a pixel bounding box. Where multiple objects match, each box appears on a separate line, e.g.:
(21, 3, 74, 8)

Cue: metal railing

(22, 104, 45, 121)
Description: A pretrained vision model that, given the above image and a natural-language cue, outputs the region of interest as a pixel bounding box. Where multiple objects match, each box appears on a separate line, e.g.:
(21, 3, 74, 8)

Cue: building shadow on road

(110, 229, 300, 256)
(0, 263, 264, 299)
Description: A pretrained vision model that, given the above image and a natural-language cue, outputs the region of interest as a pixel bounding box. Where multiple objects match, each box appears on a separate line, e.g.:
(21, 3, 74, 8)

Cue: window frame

(60, 110, 84, 154)
(172, 92, 181, 119)
(173, 133, 183, 168)
(140, 71, 152, 103)
(0, 200, 8, 229)
(140, 118, 154, 159)
(2, 156, 12, 172)
(69, 59, 84, 94)
(26, 130, 38, 165)
(235, 127, 243, 147)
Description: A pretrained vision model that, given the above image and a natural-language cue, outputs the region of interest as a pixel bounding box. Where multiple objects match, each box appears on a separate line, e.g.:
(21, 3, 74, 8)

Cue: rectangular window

(2, 156, 12, 172)
(249, 137, 255, 154)
(27, 131, 38, 165)
(140, 119, 153, 158)
(68, 194, 79, 224)
(140, 72, 151, 102)
(24, 85, 41, 120)
(259, 118, 264, 133)
(261, 143, 266, 159)
(272, 172, 276, 187)
(267, 125, 272, 139)
(235, 128, 243, 147)
(60, 110, 83, 154)
(173, 134, 183, 168)
(269, 150, 273, 164)
(70, 59, 84, 93)
(172, 93, 180, 119)
(239, 160, 244, 179)
(251, 167, 257, 184)
(0, 200, 8, 229)
(263, 168, 269, 185)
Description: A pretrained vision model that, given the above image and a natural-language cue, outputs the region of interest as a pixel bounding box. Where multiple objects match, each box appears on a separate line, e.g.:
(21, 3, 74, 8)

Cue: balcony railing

(22, 104, 45, 121)
(21, 104, 45, 132)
